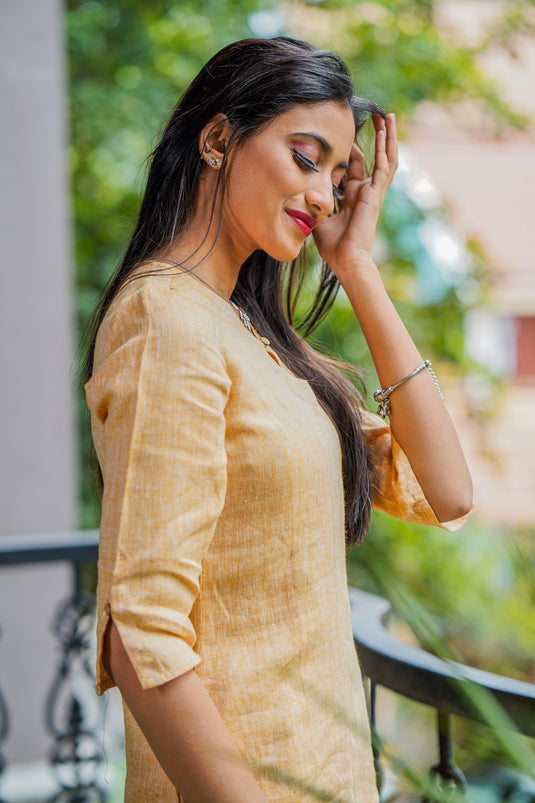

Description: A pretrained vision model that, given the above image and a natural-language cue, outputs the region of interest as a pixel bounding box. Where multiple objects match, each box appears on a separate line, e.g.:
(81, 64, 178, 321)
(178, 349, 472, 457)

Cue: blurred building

(408, 0, 535, 526)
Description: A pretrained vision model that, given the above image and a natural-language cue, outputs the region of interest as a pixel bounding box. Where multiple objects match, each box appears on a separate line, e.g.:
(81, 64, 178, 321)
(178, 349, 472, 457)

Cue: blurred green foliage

(69, 0, 269, 327)
(348, 515, 535, 683)
(68, 0, 535, 789)
(284, 0, 531, 130)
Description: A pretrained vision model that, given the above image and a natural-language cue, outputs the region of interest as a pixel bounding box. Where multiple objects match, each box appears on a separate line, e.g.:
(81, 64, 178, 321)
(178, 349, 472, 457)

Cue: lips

(286, 208, 317, 237)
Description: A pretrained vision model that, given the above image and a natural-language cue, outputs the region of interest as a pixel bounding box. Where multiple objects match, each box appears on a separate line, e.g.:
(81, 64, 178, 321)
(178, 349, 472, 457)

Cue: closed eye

(293, 147, 345, 207)
(291, 149, 320, 173)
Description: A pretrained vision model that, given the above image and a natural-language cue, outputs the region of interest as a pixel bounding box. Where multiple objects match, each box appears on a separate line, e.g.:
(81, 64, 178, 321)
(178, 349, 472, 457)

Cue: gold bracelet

(374, 360, 444, 419)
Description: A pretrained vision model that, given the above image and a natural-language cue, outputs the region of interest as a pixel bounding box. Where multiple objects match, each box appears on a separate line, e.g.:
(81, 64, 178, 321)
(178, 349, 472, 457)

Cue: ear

(199, 113, 234, 170)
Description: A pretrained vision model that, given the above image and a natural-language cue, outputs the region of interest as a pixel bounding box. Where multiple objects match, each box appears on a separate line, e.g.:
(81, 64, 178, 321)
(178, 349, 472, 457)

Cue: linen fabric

(86, 265, 467, 802)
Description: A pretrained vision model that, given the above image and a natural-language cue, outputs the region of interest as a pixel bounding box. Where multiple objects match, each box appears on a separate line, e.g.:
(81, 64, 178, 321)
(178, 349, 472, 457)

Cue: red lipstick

(286, 209, 317, 237)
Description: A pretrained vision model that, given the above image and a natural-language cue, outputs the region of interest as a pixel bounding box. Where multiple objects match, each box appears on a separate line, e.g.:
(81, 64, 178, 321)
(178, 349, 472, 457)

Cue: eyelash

(291, 149, 344, 203)
(291, 148, 319, 173)
(333, 184, 344, 203)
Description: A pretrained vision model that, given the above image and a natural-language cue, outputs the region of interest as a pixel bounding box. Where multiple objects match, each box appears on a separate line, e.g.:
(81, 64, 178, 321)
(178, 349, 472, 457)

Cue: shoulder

(87, 270, 234, 410)
(94, 270, 231, 367)
(100, 269, 226, 336)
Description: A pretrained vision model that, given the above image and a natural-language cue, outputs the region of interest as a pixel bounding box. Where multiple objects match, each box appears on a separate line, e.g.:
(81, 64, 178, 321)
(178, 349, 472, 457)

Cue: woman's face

(222, 101, 356, 263)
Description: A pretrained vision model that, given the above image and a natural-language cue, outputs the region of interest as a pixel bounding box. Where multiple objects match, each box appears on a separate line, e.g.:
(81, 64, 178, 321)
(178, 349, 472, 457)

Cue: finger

(372, 112, 386, 134)
(346, 142, 367, 182)
(371, 113, 387, 173)
(372, 113, 397, 188)
(385, 113, 398, 168)
(371, 126, 388, 186)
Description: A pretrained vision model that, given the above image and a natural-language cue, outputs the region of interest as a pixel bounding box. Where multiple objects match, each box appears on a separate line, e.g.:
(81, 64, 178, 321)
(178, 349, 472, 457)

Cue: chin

(263, 240, 304, 263)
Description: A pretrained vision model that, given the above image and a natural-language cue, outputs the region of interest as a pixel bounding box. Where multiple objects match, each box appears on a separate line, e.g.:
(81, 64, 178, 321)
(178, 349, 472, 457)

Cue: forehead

(257, 102, 356, 156)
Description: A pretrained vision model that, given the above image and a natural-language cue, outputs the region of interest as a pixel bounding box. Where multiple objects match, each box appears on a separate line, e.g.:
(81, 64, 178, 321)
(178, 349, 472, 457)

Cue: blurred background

(1, 0, 534, 800)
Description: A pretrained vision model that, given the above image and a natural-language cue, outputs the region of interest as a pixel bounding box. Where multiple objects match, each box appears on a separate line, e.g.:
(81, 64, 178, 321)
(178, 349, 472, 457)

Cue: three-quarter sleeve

(362, 409, 471, 532)
(85, 284, 231, 693)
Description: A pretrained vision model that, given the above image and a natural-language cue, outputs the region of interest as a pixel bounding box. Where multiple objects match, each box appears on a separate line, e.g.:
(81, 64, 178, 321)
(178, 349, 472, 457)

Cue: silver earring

(204, 145, 210, 153)
(208, 155, 220, 168)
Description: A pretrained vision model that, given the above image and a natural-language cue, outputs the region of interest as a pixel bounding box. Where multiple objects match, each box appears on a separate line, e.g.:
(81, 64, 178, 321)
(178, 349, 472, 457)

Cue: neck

(160, 176, 254, 299)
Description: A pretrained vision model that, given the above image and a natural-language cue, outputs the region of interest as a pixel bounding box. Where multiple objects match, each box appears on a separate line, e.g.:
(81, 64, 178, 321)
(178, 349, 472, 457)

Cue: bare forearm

(105, 621, 269, 803)
(342, 259, 473, 522)
(312, 111, 471, 521)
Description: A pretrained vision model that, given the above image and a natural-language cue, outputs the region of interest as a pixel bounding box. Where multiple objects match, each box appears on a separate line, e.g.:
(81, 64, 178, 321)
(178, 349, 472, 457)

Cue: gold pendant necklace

(230, 300, 252, 332)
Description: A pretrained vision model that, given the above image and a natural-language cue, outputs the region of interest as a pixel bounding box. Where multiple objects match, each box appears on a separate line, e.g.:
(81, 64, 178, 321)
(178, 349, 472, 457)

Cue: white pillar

(0, 0, 75, 762)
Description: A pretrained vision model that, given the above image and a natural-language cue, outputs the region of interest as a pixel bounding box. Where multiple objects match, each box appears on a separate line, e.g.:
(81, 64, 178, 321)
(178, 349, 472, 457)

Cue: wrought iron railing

(1, 536, 534, 802)
(350, 587, 535, 802)
(0, 531, 103, 803)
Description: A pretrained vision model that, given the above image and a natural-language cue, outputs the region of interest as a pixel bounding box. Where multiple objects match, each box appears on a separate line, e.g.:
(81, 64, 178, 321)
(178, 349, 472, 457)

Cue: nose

(304, 172, 334, 219)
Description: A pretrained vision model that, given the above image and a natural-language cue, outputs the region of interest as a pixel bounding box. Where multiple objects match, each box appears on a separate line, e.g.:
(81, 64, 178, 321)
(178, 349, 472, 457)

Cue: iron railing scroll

(0, 530, 104, 803)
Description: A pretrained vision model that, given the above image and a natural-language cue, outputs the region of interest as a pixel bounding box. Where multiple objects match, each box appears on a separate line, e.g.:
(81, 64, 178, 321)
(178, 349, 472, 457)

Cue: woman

(84, 37, 473, 802)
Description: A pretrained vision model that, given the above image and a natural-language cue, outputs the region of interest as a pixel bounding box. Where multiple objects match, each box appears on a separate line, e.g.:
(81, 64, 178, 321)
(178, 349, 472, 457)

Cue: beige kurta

(85, 265, 466, 802)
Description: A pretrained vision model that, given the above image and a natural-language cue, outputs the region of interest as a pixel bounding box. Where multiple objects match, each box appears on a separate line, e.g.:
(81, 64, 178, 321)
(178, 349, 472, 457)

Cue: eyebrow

(291, 131, 349, 170)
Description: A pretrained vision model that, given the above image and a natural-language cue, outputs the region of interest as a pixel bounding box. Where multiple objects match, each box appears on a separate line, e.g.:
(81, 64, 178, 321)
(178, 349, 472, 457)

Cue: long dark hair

(82, 36, 384, 545)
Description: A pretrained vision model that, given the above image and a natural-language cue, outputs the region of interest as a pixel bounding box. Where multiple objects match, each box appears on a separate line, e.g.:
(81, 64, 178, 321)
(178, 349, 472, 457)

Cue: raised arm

(314, 114, 473, 523)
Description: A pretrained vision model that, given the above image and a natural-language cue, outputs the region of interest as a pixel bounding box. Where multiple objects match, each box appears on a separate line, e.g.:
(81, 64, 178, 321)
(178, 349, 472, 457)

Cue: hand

(313, 113, 398, 281)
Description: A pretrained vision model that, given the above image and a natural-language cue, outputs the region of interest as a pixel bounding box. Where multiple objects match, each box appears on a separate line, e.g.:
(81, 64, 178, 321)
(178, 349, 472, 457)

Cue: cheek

(227, 171, 284, 226)
(227, 144, 293, 212)
(226, 177, 264, 225)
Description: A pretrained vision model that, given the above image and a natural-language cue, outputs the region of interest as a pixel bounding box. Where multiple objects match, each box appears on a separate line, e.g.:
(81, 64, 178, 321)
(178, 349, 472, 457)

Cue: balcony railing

(1, 534, 534, 802)
(0, 531, 102, 803)
(350, 587, 535, 801)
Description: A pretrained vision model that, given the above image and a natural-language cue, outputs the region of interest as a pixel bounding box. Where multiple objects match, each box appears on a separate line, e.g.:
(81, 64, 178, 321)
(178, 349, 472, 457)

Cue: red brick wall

(516, 317, 535, 377)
